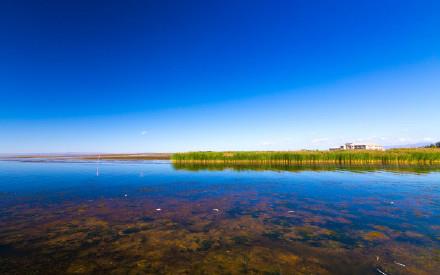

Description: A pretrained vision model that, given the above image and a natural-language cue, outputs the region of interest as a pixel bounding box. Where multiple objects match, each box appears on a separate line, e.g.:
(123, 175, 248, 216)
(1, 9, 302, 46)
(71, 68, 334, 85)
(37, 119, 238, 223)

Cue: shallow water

(0, 160, 439, 274)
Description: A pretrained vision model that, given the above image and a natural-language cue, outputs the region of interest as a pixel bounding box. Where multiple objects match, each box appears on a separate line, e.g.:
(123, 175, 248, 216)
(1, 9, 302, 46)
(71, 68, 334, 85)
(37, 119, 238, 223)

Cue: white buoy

(156, 208, 161, 211)
(96, 155, 101, 176)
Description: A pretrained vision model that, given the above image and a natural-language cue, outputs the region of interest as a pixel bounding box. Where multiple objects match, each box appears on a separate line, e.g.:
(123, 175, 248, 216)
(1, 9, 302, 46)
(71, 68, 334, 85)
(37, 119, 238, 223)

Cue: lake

(0, 160, 439, 274)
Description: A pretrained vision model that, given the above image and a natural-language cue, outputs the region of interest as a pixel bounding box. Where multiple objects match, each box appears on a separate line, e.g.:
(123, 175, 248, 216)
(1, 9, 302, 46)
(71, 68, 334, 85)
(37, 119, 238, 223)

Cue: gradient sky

(1, 0, 439, 153)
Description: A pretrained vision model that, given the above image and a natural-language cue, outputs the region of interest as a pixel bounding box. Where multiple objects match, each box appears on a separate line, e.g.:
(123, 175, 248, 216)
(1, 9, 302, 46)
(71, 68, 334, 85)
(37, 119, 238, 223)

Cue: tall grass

(172, 149, 440, 165)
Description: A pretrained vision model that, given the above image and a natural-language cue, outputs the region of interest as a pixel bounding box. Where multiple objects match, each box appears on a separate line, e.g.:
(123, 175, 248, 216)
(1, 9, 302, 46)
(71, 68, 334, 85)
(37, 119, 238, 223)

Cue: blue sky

(1, 0, 439, 153)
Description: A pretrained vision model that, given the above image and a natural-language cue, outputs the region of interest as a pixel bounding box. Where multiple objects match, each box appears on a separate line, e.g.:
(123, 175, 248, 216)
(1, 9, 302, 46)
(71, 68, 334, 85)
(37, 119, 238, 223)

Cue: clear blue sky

(1, 0, 439, 153)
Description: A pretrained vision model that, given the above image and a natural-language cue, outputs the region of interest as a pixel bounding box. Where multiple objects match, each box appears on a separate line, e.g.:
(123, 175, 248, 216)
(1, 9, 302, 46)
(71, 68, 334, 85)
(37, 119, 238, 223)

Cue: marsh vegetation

(172, 149, 440, 165)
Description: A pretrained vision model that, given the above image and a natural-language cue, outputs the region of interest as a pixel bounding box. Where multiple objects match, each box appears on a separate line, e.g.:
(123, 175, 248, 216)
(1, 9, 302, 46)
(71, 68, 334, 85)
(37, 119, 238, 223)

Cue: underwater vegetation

(1, 192, 439, 274)
(0, 160, 439, 274)
(1, 184, 439, 274)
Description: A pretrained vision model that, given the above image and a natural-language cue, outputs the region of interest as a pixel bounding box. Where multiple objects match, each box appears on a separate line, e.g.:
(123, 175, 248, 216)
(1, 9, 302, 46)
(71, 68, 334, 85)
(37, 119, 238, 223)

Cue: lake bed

(0, 160, 439, 274)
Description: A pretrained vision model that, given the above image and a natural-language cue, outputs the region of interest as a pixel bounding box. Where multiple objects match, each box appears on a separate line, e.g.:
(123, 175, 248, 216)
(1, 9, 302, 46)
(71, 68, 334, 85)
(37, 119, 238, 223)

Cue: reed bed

(172, 149, 440, 165)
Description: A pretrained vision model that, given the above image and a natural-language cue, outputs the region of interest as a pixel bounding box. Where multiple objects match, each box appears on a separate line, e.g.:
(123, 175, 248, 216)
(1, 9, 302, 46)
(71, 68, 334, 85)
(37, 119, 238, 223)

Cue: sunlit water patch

(0, 160, 439, 274)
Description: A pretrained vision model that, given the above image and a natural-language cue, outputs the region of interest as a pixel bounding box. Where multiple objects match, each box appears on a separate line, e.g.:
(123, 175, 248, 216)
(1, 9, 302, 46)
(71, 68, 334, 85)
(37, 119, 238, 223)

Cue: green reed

(172, 148, 440, 165)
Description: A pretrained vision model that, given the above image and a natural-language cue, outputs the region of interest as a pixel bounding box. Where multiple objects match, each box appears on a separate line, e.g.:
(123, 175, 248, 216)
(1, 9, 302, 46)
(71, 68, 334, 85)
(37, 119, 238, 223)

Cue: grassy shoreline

(171, 149, 440, 165)
(6, 149, 440, 165)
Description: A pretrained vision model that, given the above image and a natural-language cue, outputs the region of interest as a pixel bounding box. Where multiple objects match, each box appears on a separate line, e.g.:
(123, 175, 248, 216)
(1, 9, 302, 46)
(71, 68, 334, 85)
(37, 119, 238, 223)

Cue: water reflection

(0, 160, 439, 274)
(173, 162, 440, 174)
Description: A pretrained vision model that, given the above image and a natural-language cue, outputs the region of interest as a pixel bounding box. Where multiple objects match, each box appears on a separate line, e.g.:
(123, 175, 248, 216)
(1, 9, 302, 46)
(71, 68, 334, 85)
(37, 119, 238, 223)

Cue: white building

(330, 143, 384, 151)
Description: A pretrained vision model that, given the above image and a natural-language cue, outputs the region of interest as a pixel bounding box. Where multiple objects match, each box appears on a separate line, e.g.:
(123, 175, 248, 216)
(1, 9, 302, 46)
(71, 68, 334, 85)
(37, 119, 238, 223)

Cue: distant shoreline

(5, 148, 440, 165)
(3, 153, 172, 160)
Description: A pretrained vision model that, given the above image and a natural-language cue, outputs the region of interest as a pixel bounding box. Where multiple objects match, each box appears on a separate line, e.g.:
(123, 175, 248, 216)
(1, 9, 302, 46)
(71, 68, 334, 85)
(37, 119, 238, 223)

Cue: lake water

(0, 160, 439, 274)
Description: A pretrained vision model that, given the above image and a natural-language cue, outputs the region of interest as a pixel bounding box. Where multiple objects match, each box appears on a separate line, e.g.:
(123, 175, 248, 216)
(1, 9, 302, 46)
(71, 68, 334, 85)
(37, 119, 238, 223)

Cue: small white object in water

(376, 268, 388, 275)
(394, 261, 406, 267)
(156, 208, 161, 211)
(212, 208, 219, 212)
(124, 194, 128, 197)
(376, 256, 380, 261)
(390, 201, 395, 205)
(288, 210, 295, 213)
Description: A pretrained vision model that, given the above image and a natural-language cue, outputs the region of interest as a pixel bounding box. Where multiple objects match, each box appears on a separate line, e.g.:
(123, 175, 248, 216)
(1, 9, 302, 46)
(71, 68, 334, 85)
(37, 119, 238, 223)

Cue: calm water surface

(0, 160, 439, 274)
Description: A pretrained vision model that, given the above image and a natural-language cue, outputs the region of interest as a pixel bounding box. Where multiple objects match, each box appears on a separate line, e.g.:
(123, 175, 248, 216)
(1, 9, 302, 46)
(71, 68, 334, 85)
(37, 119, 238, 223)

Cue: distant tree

(425, 142, 440, 148)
